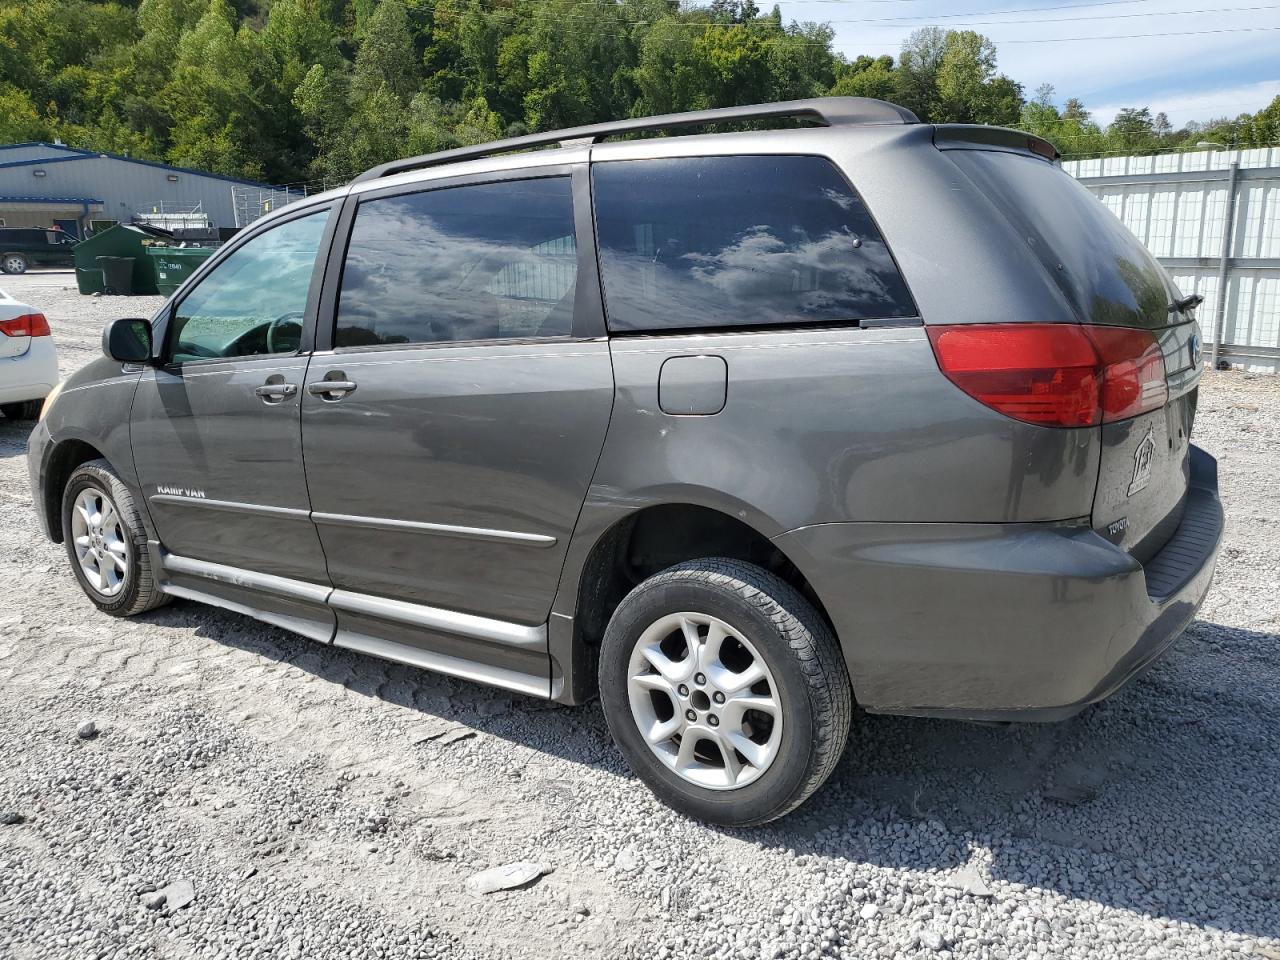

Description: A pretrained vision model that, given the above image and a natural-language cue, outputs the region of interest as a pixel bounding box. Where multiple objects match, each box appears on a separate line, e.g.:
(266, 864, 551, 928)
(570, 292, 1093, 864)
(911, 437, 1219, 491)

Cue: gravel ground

(1, 270, 1278, 960)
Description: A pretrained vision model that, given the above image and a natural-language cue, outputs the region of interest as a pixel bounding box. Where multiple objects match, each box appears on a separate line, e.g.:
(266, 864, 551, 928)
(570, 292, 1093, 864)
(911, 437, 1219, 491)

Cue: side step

(154, 547, 553, 698)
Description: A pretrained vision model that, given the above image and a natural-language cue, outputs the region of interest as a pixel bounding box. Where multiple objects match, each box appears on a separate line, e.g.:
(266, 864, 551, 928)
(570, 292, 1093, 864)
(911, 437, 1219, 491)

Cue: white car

(0, 286, 58, 420)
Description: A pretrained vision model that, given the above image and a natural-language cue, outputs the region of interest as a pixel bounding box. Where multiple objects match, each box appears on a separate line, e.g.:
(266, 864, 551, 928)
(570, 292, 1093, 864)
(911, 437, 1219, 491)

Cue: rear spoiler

(932, 124, 1060, 163)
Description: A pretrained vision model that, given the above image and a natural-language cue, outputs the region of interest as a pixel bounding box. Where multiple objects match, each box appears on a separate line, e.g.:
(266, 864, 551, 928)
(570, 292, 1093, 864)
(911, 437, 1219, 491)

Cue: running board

(328, 589, 545, 649)
(332, 628, 549, 698)
(155, 549, 552, 697)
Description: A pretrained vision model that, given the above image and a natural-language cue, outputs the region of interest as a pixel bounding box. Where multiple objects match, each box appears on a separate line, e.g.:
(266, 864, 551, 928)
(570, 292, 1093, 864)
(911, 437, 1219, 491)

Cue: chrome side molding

(147, 493, 556, 548)
(311, 511, 557, 547)
(149, 493, 310, 520)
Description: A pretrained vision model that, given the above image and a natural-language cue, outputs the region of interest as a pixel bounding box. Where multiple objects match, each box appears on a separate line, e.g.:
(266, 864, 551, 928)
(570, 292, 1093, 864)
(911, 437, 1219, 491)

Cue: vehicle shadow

(175, 602, 1278, 943)
(0, 418, 36, 458)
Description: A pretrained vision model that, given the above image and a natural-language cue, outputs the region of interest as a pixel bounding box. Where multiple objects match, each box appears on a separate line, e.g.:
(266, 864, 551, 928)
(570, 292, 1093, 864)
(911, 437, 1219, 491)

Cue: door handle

(253, 382, 297, 403)
(306, 379, 357, 401)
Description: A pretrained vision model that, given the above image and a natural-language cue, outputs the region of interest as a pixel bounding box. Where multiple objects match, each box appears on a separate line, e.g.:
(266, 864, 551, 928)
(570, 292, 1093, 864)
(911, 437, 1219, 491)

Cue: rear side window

(592, 155, 915, 333)
(336, 177, 578, 348)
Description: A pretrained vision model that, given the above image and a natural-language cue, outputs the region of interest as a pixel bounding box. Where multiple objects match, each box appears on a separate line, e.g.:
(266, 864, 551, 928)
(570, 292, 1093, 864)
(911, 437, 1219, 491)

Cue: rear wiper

(1169, 293, 1204, 314)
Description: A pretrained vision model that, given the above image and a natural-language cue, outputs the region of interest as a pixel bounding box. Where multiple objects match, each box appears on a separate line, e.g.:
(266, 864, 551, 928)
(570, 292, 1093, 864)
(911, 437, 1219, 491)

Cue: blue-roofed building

(0, 142, 290, 238)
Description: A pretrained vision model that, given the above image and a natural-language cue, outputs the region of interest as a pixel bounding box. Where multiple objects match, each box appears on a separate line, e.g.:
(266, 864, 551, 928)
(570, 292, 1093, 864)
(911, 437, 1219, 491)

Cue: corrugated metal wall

(1063, 148, 1280, 372)
(0, 146, 271, 229)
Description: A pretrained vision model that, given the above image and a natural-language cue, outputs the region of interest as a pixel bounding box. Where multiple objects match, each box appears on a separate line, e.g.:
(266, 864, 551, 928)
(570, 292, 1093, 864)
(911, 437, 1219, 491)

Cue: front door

(130, 204, 337, 641)
(300, 171, 614, 693)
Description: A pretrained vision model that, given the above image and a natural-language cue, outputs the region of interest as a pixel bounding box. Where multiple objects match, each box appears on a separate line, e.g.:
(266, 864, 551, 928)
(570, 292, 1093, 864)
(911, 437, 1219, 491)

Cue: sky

(774, 0, 1280, 127)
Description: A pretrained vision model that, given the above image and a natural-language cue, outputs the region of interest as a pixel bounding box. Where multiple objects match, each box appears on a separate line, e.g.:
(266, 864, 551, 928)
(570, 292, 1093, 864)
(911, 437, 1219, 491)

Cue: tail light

(927, 323, 1168, 428)
(0, 313, 51, 338)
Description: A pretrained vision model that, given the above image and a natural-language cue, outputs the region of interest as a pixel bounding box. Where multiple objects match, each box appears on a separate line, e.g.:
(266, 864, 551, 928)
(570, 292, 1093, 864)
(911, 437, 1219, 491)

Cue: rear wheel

(2, 253, 28, 275)
(61, 459, 167, 616)
(1, 400, 41, 420)
(599, 558, 851, 825)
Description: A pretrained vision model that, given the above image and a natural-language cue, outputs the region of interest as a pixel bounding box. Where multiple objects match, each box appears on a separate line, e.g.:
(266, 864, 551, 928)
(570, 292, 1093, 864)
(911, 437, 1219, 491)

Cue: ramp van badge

(1128, 426, 1156, 497)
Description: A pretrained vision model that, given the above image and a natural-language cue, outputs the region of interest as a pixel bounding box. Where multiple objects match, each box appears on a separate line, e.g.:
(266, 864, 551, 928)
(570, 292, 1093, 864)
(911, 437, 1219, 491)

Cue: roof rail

(351, 97, 919, 184)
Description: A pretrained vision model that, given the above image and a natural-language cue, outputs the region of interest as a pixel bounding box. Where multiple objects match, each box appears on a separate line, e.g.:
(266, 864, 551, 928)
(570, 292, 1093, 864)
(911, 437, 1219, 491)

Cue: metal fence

(229, 182, 321, 228)
(1063, 147, 1280, 372)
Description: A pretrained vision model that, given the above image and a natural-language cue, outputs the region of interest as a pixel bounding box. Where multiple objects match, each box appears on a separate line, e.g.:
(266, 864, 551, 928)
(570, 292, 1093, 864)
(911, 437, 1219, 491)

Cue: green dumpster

(146, 246, 215, 298)
(96, 256, 135, 295)
(73, 224, 172, 296)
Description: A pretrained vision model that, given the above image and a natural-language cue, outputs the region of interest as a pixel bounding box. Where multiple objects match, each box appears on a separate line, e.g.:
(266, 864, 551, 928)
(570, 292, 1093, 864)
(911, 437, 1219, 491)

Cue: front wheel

(599, 559, 852, 825)
(61, 459, 168, 616)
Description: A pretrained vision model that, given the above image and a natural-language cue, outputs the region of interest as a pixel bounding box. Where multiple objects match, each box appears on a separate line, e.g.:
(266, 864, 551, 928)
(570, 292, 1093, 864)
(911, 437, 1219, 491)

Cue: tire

(1, 400, 41, 420)
(2, 253, 28, 275)
(61, 459, 168, 617)
(599, 558, 852, 825)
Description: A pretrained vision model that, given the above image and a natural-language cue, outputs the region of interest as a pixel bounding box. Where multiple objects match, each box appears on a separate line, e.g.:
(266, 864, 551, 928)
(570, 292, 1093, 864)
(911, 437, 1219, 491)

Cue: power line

(467, 0, 1218, 26)
(756, 0, 1155, 7)
(849, 4, 1280, 28)
(1001, 23, 1280, 40)
(451, 0, 1280, 41)
(426, 9, 1280, 45)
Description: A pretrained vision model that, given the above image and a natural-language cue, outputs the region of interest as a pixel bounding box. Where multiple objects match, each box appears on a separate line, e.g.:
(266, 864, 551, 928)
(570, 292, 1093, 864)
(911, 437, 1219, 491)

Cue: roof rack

(351, 97, 919, 184)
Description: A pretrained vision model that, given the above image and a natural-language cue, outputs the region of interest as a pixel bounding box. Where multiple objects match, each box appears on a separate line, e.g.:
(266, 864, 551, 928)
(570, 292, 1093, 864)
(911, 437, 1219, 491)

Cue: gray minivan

(28, 98, 1223, 825)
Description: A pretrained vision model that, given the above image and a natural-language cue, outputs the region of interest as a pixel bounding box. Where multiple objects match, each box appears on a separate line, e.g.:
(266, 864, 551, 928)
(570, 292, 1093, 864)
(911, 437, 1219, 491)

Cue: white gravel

(1, 270, 1278, 960)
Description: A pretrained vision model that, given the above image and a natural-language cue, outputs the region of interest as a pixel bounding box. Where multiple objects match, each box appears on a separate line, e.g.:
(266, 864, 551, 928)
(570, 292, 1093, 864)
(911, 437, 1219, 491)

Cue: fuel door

(658, 355, 727, 416)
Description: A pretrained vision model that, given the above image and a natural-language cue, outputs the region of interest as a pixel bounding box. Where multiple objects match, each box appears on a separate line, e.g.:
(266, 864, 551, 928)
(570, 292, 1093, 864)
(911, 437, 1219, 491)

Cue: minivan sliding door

(299, 167, 612, 696)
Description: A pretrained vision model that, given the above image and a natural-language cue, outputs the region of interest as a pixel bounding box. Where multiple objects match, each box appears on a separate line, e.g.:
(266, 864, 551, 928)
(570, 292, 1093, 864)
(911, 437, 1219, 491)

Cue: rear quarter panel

(578, 326, 1098, 531)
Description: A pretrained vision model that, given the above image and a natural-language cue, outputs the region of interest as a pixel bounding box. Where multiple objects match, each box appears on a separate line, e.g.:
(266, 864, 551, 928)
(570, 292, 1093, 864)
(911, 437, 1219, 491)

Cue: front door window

(167, 210, 330, 363)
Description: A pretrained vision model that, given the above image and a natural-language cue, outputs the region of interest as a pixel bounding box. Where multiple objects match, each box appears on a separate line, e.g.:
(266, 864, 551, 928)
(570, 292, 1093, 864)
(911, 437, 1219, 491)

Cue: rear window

(592, 155, 916, 333)
(946, 150, 1177, 329)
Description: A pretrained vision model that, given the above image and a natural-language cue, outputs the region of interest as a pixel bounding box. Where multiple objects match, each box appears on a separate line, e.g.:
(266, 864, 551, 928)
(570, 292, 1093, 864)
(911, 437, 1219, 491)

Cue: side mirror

(103, 318, 154, 363)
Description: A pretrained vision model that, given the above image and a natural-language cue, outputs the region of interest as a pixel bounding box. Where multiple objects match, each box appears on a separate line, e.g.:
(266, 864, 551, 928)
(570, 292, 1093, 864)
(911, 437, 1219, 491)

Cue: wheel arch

(41, 438, 109, 543)
(553, 500, 844, 704)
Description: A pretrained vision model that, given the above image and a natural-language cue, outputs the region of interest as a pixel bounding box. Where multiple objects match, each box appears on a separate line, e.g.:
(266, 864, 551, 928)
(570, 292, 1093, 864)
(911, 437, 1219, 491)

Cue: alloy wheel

(626, 612, 782, 790)
(70, 486, 129, 597)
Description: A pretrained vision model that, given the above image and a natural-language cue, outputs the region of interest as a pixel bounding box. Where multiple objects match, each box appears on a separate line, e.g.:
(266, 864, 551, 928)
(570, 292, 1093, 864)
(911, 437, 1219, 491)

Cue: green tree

(1109, 106, 1156, 153)
(1019, 83, 1060, 142)
(352, 0, 418, 103)
(894, 26, 946, 120)
(768, 22, 836, 102)
(161, 0, 271, 178)
(830, 55, 895, 101)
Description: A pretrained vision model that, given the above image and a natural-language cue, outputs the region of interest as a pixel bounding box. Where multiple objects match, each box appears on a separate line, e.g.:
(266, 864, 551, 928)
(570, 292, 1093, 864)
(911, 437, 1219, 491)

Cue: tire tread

(63, 459, 168, 617)
(601, 557, 852, 825)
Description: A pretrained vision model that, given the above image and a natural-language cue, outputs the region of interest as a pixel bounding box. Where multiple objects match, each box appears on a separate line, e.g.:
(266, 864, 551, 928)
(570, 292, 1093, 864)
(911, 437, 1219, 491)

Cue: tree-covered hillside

(2, 0, 1277, 184)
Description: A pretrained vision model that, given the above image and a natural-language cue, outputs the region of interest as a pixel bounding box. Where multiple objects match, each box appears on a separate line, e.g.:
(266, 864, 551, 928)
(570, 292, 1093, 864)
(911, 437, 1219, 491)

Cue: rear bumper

(0, 338, 58, 404)
(774, 445, 1224, 721)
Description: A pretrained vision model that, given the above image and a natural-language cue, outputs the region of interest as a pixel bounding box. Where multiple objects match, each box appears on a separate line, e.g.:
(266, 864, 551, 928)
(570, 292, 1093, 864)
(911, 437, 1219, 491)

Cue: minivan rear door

(943, 145, 1202, 558)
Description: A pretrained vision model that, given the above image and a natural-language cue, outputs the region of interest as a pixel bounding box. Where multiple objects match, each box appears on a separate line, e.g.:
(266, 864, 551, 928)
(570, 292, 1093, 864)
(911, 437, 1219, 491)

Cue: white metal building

(0, 142, 282, 237)
(1064, 147, 1280, 372)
